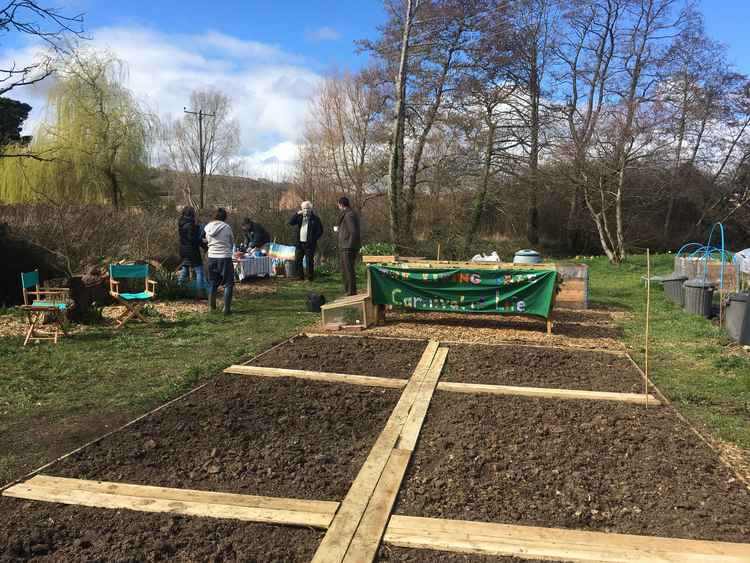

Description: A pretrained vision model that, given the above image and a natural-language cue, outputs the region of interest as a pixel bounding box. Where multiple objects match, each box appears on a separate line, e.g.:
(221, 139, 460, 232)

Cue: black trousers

(294, 242, 316, 281)
(340, 249, 358, 295)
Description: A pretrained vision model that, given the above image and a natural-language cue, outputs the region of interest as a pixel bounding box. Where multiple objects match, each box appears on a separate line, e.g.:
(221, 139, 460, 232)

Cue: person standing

(177, 206, 207, 295)
(204, 207, 235, 315)
(337, 196, 361, 296)
(289, 201, 323, 281)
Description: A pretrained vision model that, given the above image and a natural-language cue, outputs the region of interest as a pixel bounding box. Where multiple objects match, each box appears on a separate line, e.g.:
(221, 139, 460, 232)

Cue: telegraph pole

(184, 107, 216, 209)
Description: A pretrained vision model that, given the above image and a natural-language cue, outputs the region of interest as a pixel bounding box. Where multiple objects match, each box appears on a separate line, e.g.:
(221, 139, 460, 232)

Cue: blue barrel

(513, 249, 542, 264)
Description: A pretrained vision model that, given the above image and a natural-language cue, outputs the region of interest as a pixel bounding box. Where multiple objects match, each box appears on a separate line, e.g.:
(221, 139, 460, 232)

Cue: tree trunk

(387, 0, 419, 246)
(527, 49, 541, 245)
(465, 122, 496, 251)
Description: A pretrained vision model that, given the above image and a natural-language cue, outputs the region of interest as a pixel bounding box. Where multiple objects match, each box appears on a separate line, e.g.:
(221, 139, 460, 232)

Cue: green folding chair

(20, 270, 70, 345)
(108, 263, 157, 329)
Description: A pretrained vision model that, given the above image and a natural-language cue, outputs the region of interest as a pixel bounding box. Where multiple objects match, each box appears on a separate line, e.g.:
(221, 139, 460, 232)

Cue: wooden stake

(645, 249, 650, 407)
(437, 243, 441, 261)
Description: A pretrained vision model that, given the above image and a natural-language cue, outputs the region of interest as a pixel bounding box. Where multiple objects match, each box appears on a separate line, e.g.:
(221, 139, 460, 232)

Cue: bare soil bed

(0, 497, 320, 562)
(395, 392, 750, 543)
(253, 335, 427, 379)
(443, 343, 646, 393)
(47, 375, 399, 500)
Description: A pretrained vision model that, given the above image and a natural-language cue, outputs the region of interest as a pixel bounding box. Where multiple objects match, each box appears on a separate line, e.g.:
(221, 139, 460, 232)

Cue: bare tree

(0, 1, 85, 96)
(504, 0, 560, 244)
(162, 88, 240, 209)
(299, 70, 386, 209)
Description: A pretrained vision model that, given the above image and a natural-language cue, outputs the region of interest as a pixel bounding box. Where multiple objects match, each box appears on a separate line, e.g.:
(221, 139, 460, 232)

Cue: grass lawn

(0, 274, 343, 486)
(585, 254, 750, 451)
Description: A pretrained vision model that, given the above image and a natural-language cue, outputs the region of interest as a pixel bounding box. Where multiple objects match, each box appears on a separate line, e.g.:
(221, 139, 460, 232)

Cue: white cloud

(305, 26, 341, 41)
(6, 25, 322, 179)
(238, 141, 301, 180)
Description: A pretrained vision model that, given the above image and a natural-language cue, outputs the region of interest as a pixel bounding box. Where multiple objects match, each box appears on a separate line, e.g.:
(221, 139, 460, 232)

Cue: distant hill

(154, 168, 300, 211)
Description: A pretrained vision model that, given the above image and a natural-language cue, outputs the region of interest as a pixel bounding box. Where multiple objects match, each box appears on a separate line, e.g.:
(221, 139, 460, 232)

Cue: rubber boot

(223, 285, 233, 316)
(208, 291, 217, 312)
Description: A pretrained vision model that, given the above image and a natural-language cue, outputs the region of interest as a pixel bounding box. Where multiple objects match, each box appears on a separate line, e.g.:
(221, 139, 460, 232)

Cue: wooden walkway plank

(342, 347, 449, 562)
(224, 365, 407, 389)
(398, 347, 449, 450)
(343, 449, 412, 562)
(310, 341, 440, 563)
(384, 515, 750, 563)
(4, 477, 338, 528)
(436, 381, 661, 406)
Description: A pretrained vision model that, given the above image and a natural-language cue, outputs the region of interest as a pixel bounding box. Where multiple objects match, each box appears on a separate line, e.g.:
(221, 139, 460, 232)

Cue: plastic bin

(662, 273, 688, 306)
(683, 279, 714, 318)
(284, 259, 300, 279)
(725, 293, 750, 344)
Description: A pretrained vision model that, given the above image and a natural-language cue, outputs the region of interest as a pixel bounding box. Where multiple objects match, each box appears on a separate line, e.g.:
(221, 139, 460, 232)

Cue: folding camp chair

(19, 270, 70, 345)
(108, 263, 157, 329)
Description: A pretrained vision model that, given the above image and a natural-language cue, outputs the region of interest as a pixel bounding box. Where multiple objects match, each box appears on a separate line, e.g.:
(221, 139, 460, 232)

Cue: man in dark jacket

(289, 201, 323, 281)
(336, 196, 361, 295)
(240, 218, 271, 251)
(177, 206, 207, 294)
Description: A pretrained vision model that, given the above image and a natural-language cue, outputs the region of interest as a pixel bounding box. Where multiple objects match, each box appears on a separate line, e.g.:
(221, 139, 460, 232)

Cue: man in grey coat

(204, 207, 235, 315)
(336, 196, 361, 296)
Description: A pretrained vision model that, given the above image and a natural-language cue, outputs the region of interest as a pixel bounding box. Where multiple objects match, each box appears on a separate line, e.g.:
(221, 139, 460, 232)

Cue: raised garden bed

(442, 343, 646, 393)
(394, 392, 750, 543)
(48, 375, 399, 500)
(252, 335, 426, 379)
(0, 498, 321, 561)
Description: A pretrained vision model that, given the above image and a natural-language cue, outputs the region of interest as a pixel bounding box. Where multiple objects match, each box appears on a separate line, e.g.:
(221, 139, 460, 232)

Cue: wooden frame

(320, 294, 379, 329)
(19, 270, 70, 345)
(108, 264, 157, 329)
(4, 336, 748, 562)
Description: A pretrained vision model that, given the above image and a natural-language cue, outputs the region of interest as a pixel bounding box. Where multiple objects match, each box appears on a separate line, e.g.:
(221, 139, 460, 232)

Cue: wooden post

(437, 243, 441, 261)
(645, 249, 651, 406)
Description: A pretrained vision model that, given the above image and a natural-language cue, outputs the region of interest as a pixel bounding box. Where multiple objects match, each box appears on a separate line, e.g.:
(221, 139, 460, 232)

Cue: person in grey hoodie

(204, 207, 235, 314)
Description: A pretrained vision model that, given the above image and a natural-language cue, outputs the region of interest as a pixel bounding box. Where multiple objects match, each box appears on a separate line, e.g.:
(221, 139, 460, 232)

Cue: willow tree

(0, 49, 156, 206)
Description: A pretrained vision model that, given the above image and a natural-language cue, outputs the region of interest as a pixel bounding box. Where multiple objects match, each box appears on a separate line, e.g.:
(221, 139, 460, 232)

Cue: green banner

(369, 266, 559, 319)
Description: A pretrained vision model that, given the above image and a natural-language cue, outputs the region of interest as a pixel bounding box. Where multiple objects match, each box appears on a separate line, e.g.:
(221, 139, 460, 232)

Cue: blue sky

(70, 0, 388, 73)
(4, 1, 750, 178)
(699, 0, 750, 74)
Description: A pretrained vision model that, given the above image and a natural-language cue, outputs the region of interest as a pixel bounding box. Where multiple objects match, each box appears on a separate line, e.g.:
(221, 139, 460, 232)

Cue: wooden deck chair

(19, 270, 70, 345)
(109, 264, 157, 329)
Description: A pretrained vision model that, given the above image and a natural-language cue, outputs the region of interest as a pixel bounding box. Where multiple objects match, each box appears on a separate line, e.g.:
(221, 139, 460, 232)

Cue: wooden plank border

(384, 515, 750, 562)
(224, 365, 407, 390)
(3, 475, 338, 529)
(437, 381, 661, 406)
(225, 364, 658, 406)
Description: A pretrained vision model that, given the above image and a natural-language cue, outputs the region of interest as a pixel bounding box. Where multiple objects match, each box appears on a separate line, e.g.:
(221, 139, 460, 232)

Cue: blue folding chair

(108, 264, 157, 328)
(20, 270, 70, 345)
